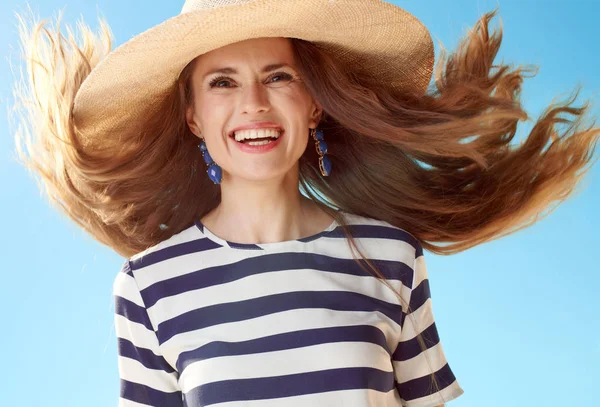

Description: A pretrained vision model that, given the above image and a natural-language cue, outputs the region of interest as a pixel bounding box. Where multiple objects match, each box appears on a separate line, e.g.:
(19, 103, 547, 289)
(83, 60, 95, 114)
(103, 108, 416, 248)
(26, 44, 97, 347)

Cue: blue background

(1, 1, 598, 406)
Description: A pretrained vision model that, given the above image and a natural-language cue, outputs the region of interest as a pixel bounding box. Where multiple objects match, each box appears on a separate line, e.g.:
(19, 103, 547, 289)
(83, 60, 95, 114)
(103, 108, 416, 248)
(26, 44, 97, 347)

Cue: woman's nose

(240, 82, 271, 115)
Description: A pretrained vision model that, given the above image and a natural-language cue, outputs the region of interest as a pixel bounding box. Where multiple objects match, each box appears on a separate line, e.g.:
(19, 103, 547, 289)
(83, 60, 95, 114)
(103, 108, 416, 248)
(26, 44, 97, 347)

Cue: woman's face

(185, 37, 322, 183)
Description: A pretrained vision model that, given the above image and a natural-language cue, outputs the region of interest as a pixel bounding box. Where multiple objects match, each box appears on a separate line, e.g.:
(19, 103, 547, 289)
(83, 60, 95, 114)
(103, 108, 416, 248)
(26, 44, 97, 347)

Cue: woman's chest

(146, 257, 407, 403)
(168, 310, 400, 405)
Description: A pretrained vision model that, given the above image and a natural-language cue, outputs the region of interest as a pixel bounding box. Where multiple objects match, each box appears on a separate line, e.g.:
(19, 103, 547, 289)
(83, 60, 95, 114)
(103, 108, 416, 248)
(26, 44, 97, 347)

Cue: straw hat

(72, 0, 434, 137)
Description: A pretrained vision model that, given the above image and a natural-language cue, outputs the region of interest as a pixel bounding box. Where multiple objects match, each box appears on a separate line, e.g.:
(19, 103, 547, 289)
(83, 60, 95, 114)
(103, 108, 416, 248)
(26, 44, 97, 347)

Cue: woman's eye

(269, 72, 294, 83)
(208, 72, 294, 88)
(209, 77, 233, 88)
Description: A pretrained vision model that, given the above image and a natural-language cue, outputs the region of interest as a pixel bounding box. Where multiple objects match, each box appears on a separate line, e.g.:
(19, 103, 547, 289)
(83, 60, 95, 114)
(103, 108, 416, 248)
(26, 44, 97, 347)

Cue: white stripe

(413, 256, 428, 289)
(343, 213, 401, 230)
(399, 298, 434, 341)
(400, 380, 464, 407)
(119, 398, 160, 407)
(311, 236, 415, 266)
(118, 356, 179, 393)
(393, 342, 448, 384)
(179, 341, 392, 390)
(113, 272, 145, 307)
(114, 314, 160, 350)
(210, 388, 402, 407)
(133, 244, 259, 290)
(130, 225, 201, 262)
(148, 268, 411, 323)
(161, 308, 402, 357)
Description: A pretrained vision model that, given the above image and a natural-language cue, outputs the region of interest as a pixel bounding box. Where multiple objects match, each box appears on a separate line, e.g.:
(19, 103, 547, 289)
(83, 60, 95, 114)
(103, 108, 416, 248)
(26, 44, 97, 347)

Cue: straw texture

(72, 0, 434, 139)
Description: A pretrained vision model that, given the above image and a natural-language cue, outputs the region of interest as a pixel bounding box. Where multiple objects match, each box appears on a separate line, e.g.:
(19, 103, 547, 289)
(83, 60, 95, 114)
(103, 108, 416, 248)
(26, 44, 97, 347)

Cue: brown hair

(12, 9, 599, 402)
(13, 10, 598, 259)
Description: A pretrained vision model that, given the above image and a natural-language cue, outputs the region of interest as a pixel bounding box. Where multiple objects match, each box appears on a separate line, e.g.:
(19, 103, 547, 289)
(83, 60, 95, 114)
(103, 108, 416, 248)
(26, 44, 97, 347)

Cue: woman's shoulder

(128, 222, 202, 268)
(337, 211, 423, 256)
(338, 210, 416, 235)
(338, 211, 397, 227)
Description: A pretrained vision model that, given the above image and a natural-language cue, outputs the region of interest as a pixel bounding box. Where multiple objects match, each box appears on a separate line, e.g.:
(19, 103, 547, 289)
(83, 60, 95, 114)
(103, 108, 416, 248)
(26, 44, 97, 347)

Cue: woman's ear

(309, 100, 324, 128)
(185, 106, 201, 137)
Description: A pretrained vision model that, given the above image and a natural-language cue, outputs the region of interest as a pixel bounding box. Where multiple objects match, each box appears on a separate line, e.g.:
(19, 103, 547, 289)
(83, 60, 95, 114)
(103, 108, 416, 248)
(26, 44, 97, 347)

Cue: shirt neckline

(194, 212, 341, 251)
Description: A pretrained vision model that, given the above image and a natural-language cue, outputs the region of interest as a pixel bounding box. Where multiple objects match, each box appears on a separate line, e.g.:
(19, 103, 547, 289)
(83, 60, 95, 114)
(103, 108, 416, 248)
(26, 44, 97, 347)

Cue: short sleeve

(113, 260, 183, 406)
(392, 250, 464, 407)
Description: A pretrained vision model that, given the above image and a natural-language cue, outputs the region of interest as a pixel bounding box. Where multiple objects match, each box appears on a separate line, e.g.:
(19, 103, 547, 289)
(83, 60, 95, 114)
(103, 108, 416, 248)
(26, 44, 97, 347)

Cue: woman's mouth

(231, 128, 282, 143)
(229, 128, 284, 153)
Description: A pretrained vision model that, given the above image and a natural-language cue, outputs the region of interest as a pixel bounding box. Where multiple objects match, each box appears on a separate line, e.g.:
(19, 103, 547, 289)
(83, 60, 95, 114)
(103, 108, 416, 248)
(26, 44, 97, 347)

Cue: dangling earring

(198, 139, 222, 184)
(311, 128, 332, 176)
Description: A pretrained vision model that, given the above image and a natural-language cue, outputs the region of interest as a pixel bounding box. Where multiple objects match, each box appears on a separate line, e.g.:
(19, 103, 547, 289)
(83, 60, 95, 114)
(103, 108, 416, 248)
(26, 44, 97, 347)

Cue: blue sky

(1, 1, 598, 406)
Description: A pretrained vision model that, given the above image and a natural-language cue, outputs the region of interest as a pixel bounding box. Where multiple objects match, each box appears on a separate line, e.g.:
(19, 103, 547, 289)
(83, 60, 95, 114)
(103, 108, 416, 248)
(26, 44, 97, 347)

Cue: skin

(185, 37, 333, 244)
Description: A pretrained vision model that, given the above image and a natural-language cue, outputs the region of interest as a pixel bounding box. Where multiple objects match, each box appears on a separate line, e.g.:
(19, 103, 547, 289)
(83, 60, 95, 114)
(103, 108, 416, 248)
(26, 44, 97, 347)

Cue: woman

(12, 0, 598, 406)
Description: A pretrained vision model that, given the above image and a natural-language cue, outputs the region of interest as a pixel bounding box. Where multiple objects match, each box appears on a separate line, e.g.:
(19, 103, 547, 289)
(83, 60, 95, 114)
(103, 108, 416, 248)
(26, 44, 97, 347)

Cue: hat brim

(73, 0, 433, 137)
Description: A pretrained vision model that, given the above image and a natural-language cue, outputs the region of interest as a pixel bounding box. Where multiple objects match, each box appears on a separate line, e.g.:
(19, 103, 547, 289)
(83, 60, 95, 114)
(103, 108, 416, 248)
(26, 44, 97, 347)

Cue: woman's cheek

(272, 87, 311, 110)
(199, 95, 230, 118)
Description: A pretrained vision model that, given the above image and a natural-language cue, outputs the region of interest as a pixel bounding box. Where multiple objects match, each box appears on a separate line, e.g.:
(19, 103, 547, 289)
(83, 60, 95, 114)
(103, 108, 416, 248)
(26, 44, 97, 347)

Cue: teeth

(247, 139, 273, 146)
(233, 128, 281, 142)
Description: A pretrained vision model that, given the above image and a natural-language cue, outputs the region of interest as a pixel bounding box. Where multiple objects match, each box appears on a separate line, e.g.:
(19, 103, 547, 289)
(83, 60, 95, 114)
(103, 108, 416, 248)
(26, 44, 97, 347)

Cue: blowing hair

(12, 8, 599, 403)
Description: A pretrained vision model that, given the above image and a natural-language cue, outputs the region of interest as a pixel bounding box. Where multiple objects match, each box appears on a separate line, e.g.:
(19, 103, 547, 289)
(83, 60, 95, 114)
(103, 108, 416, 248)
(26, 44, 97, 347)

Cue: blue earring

(312, 128, 332, 176)
(198, 139, 222, 184)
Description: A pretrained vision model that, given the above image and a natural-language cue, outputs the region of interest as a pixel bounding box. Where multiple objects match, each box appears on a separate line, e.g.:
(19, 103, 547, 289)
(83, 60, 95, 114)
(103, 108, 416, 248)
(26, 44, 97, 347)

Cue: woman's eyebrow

(203, 63, 294, 78)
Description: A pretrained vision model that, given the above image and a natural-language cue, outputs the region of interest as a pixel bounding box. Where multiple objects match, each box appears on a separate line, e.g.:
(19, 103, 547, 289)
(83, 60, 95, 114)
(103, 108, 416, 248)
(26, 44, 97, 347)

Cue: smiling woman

(183, 38, 321, 186)
(10, 0, 599, 406)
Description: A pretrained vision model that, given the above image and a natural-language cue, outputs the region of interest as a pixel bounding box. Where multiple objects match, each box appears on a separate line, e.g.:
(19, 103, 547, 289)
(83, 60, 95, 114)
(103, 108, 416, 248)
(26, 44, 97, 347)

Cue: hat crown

(181, 0, 255, 13)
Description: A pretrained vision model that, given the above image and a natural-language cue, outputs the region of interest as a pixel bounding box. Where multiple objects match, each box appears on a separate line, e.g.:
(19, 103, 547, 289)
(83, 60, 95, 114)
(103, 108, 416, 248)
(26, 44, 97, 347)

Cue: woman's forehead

(193, 37, 295, 73)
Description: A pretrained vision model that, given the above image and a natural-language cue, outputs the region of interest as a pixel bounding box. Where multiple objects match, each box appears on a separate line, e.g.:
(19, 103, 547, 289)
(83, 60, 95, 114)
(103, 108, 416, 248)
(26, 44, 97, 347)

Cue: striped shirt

(113, 211, 464, 407)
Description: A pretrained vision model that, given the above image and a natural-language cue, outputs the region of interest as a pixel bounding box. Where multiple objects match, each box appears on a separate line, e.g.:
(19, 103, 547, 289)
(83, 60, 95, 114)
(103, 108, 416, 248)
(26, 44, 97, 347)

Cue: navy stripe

(184, 367, 395, 406)
(114, 296, 154, 332)
(391, 322, 440, 362)
(120, 379, 182, 406)
(141, 252, 413, 308)
(296, 226, 336, 242)
(228, 241, 262, 250)
(176, 324, 390, 372)
(415, 241, 424, 258)
(157, 291, 404, 344)
(118, 338, 176, 374)
(130, 237, 221, 269)
(195, 220, 336, 248)
(132, 222, 421, 268)
(195, 220, 262, 250)
(120, 260, 133, 277)
(409, 278, 431, 310)
(395, 363, 457, 402)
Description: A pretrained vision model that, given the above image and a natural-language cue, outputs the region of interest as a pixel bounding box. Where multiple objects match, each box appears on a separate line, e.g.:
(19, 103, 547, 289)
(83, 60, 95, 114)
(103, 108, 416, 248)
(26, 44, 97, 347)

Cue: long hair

(293, 19, 598, 256)
(12, 8, 599, 402)
(12, 10, 598, 259)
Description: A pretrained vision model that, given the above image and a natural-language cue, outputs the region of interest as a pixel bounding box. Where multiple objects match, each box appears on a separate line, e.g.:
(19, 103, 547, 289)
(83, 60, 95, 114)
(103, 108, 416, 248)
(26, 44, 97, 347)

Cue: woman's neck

(201, 175, 334, 244)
